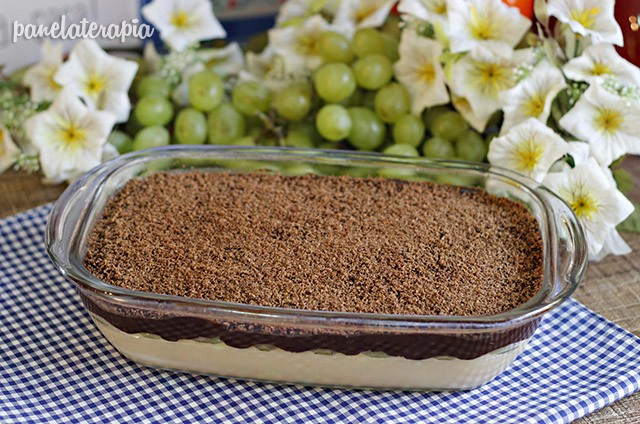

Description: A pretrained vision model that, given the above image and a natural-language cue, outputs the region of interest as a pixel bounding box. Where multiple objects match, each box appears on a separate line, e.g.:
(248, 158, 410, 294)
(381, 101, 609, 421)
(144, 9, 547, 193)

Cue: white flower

(501, 60, 567, 134)
(0, 125, 20, 174)
(243, 46, 301, 91)
(488, 118, 569, 182)
(398, 0, 448, 28)
(447, 0, 531, 58)
(333, 0, 396, 34)
(547, 0, 622, 46)
(269, 14, 332, 73)
(23, 40, 64, 103)
(201, 42, 245, 77)
(543, 158, 634, 258)
(394, 30, 449, 115)
(24, 88, 116, 183)
(448, 48, 530, 132)
(559, 82, 640, 166)
(54, 40, 138, 124)
(563, 43, 640, 87)
(590, 230, 631, 261)
(142, 0, 227, 51)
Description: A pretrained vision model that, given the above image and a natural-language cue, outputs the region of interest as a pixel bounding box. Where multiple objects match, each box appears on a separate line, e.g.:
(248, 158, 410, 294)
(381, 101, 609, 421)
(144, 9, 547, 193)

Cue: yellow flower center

(171, 10, 190, 28)
(513, 138, 544, 173)
(418, 63, 436, 83)
(569, 191, 599, 220)
(595, 109, 623, 134)
(523, 92, 546, 118)
(355, 4, 378, 23)
(591, 62, 611, 76)
(434, 1, 447, 15)
(470, 62, 512, 95)
(469, 6, 495, 40)
(570, 7, 600, 30)
(296, 33, 320, 56)
(47, 67, 61, 91)
(85, 72, 107, 99)
(58, 123, 87, 148)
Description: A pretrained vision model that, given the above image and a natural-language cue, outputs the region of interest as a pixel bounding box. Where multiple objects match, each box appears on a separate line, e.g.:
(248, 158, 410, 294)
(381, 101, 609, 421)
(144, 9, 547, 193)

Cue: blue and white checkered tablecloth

(1, 205, 639, 424)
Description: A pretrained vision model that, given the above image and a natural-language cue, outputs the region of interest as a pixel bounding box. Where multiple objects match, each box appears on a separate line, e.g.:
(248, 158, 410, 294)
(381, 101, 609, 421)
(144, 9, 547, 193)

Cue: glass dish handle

(537, 186, 588, 302)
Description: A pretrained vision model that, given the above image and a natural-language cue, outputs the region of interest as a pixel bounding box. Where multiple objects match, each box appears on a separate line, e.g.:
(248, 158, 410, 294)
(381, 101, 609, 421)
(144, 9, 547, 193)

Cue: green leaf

(618, 203, 640, 233)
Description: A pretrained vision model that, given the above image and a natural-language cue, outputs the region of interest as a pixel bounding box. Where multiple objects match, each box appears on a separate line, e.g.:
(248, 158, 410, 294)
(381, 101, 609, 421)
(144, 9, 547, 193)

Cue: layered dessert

(83, 171, 544, 389)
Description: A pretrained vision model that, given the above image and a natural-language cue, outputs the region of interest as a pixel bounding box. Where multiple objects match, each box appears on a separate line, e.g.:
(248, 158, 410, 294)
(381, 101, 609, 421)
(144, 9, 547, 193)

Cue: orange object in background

(502, 0, 534, 19)
(615, 2, 640, 67)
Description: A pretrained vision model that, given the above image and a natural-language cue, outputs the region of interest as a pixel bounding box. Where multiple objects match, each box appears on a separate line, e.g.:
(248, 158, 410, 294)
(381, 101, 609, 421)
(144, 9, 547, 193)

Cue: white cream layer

(93, 315, 529, 390)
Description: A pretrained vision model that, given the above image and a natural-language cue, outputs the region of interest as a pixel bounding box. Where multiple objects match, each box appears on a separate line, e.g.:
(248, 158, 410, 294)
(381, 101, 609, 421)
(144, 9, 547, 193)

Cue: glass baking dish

(46, 146, 587, 391)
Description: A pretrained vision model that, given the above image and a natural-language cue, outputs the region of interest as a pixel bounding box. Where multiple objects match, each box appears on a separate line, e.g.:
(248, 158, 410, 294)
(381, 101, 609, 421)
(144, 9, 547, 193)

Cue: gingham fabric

(1, 205, 639, 424)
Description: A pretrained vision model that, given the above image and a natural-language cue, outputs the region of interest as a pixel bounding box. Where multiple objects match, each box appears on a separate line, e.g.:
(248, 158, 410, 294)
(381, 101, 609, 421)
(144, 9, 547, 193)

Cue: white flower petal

(23, 40, 64, 102)
(447, 0, 531, 57)
(269, 15, 332, 73)
(501, 60, 567, 134)
(559, 82, 640, 166)
(590, 229, 632, 261)
(334, 0, 396, 34)
(54, 40, 138, 124)
(563, 43, 640, 87)
(142, 0, 227, 51)
(448, 48, 529, 132)
(398, 0, 448, 28)
(24, 88, 116, 183)
(0, 126, 20, 173)
(394, 30, 449, 115)
(547, 0, 622, 46)
(543, 157, 634, 256)
(488, 118, 569, 182)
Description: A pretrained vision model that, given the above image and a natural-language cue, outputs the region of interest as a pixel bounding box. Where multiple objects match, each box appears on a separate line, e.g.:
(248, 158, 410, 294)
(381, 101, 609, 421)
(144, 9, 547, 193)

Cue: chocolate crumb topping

(84, 172, 543, 317)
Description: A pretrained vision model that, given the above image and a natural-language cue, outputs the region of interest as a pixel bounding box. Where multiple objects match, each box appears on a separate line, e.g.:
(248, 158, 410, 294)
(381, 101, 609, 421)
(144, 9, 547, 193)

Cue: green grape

(316, 104, 352, 141)
(423, 136, 455, 159)
(393, 114, 425, 147)
(175, 108, 208, 145)
(230, 136, 256, 146)
(455, 130, 487, 162)
(132, 126, 170, 151)
(423, 106, 450, 131)
(430, 111, 468, 141)
(274, 82, 312, 121)
(107, 130, 133, 154)
(383, 143, 420, 157)
(208, 103, 246, 145)
(314, 63, 356, 103)
(375, 83, 410, 123)
(136, 75, 171, 98)
(188, 70, 224, 112)
(289, 121, 323, 146)
(351, 28, 385, 58)
(283, 130, 314, 148)
(347, 107, 386, 151)
(381, 33, 400, 62)
(353, 54, 393, 90)
(134, 95, 174, 127)
(318, 31, 353, 64)
(232, 80, 271, 116)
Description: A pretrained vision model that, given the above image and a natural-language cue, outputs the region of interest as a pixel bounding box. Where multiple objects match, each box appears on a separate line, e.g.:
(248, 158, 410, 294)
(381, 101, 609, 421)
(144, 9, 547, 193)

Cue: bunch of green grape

(109, 16, 491, 163)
